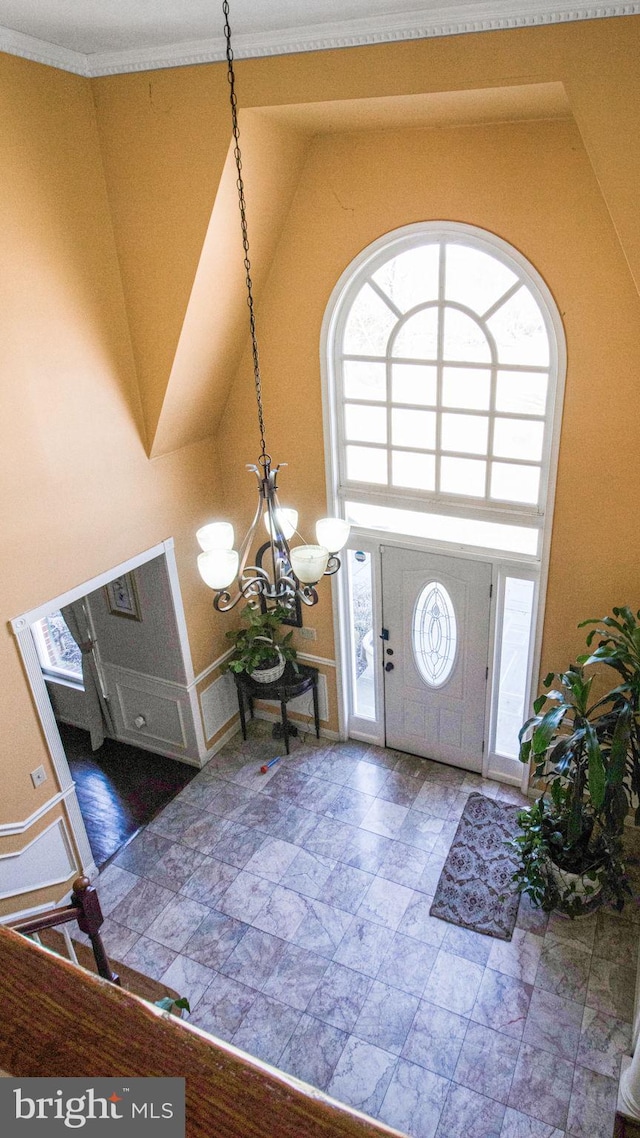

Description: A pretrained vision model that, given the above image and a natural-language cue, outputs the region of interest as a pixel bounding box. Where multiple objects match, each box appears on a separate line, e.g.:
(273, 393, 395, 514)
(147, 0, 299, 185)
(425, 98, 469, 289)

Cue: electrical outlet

(31, 765, 47, 789)
(299, 627, 317, 641)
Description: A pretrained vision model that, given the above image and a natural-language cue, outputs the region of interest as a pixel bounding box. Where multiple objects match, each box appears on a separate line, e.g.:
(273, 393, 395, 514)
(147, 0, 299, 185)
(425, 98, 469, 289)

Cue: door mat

(430, 792, 523, 940)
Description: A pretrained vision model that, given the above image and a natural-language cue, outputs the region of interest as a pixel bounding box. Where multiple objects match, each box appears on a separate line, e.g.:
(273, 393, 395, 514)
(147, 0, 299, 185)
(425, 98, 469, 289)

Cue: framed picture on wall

(105, 572, 142, 621)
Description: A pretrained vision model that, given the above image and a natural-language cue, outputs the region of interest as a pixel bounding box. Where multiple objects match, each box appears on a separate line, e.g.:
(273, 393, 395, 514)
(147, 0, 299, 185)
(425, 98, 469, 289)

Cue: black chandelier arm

(212, 564, 319, 613)
(240, 565, 271, 583)
(212, 591, 235, 612)
(297, 585, 319, 607)
(213, 579, 319, 613)
(264, 496, 284, 587)
(273, 571, 298, 596)
(269, 490, 291, 549)
(212, 574, 266, 613)
(240, 565, 291, 602)
(234, 491, 264, 583)
(324, 554, 342, 577)
(244, 566, 301, 604)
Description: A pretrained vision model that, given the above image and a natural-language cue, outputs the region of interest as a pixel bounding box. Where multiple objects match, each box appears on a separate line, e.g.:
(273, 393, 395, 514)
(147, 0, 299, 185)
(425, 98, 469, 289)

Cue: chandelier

(196, 1, 350, 613)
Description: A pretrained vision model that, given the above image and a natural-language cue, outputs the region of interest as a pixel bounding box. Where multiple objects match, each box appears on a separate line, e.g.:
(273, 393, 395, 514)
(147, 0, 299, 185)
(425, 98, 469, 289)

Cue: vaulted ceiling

(2, 4, 638, 459)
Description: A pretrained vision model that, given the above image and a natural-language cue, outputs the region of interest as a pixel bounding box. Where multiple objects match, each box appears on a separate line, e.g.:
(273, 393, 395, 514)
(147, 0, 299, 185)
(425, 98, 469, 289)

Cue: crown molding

(0, 23, 89, 76)
(0, 3, 638, 77)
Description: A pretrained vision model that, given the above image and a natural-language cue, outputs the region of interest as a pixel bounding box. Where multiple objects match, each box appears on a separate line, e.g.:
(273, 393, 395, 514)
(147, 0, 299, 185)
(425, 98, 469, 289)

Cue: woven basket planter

(249, 640, 285, 684)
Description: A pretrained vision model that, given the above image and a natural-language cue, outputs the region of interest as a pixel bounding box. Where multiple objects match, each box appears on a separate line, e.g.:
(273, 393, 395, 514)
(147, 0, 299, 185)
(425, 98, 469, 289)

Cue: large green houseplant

(224, 604, 298, 682)
(578, 605, 640, 819)
(513, 607, 640, 916)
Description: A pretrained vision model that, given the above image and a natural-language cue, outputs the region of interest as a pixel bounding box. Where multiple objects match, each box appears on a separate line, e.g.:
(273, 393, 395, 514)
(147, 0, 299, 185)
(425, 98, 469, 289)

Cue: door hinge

(486, 665, 489, 680)
(489, 582, 493, 598)
(482, 740, 485, 754)
(380, 628, 389, 641)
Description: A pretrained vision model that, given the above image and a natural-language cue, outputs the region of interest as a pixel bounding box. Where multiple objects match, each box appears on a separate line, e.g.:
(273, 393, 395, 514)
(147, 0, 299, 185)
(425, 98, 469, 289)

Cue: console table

(233, 663, 320, 755)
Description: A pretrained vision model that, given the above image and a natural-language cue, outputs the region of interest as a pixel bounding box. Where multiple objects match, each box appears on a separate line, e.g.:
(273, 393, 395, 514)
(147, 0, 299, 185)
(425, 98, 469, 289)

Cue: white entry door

(382, 546, 492, 772)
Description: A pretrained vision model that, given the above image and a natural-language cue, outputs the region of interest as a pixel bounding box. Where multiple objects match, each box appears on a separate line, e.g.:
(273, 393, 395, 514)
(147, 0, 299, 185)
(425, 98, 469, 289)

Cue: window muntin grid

(338, 236, 552, 517)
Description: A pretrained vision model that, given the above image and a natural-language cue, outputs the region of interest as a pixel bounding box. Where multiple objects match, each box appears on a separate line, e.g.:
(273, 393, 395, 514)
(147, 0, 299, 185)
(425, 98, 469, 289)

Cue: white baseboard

(201, 720, 243, 763)
(486, 769, 524, 788)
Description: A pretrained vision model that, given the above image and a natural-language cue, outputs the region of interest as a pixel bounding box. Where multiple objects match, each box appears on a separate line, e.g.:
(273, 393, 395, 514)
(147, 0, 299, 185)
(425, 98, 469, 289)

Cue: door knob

(385, 661, 394, 672)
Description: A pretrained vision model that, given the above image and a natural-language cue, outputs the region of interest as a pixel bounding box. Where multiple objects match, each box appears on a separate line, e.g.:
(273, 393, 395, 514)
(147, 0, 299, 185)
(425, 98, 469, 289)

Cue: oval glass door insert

(413, 581, 457, 687)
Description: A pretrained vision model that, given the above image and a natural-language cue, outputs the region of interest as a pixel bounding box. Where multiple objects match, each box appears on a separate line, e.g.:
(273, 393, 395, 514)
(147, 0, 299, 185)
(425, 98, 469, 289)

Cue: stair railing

(7, 874, 120, 985)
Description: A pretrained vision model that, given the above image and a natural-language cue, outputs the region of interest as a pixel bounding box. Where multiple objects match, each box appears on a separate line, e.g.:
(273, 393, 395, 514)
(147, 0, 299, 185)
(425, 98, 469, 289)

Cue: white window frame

(31, 612, 84, 687)
(334, 223, 558, 530)
(321, 222, 567, 785)
(338, 538, 385, 745)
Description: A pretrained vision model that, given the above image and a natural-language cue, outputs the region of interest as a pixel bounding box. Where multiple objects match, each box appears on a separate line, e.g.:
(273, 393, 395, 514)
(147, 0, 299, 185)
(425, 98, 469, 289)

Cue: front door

(381, 546, 491, 771)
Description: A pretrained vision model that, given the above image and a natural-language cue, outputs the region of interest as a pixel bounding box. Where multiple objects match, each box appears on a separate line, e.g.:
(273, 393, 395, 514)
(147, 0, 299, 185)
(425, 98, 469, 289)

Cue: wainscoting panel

(102, 663, 200, 762)
(0, 819, 75, 901)
(200, 671, 238, 742)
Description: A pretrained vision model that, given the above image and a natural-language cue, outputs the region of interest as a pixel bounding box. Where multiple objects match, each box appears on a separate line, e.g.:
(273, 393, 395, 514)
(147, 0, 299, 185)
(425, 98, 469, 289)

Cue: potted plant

(513, 663, 631, 916)
(224, 604, 298, 684)
(578, 605, 640, 822)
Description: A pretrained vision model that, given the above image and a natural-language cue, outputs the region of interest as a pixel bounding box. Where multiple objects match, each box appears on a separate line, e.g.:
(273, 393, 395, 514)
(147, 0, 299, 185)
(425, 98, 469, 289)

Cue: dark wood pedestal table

(233, 663, 320, 755)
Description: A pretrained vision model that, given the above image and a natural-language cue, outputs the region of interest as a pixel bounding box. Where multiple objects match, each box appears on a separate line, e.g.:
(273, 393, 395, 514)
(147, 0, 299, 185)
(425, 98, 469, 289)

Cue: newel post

(71, 876, 120, 986)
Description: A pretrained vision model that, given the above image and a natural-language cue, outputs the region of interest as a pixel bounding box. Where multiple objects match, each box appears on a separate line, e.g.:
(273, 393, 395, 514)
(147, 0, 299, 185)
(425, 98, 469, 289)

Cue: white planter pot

(547, 858, 602, 903)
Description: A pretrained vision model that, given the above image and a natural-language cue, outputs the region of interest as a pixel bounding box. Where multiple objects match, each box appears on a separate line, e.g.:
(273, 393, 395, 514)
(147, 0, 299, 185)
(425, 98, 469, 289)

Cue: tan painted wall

(0, 55, 228, 910)
(92, 17, 640, 414)
(92, 15, 640, 675)
(2, 14, 640, 909)
(220, 113, 640, 677)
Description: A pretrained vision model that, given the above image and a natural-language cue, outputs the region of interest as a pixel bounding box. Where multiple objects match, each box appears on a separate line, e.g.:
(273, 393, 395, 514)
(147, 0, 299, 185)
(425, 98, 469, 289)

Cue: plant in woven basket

(224, 604, 298, 680)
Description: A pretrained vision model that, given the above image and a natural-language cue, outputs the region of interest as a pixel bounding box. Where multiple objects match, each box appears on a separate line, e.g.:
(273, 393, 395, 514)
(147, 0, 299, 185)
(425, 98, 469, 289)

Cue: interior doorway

(11, 538, 202, 880)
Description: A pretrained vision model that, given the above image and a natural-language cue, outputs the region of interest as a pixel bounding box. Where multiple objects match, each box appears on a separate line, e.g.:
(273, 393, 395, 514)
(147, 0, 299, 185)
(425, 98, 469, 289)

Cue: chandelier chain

(223, 0, 268, 463)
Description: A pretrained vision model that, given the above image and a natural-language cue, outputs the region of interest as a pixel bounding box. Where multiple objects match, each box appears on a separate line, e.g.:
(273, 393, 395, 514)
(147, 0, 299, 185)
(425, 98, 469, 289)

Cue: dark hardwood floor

(60, 723, 197, 868)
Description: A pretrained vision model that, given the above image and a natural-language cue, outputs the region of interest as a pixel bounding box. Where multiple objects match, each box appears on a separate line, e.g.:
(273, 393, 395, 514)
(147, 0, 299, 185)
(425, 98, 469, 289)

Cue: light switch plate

(31, 765, 47, 789)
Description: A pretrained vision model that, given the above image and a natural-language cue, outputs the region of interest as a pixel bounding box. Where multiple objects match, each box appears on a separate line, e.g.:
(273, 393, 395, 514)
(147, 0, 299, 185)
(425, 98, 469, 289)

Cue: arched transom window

(332, 224, 559, 557)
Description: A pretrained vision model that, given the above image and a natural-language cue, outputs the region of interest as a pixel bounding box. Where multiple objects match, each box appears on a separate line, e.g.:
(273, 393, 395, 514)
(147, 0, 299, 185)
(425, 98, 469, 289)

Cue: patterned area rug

(430, 792, 523, 940)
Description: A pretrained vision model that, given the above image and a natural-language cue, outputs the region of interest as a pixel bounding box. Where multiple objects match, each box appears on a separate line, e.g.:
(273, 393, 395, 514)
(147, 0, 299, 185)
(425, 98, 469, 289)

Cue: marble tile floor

(80, 724, 640, 1138)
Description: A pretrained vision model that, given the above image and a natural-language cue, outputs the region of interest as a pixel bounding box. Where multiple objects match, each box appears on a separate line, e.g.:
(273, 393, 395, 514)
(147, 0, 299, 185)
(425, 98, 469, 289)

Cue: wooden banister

(8, 875, 119, 985)
(0, 925, 401, 1138)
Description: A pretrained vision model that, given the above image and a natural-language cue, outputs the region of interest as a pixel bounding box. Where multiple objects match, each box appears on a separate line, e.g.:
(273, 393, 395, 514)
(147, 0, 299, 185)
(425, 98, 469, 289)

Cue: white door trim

(10, 539, 196, 882)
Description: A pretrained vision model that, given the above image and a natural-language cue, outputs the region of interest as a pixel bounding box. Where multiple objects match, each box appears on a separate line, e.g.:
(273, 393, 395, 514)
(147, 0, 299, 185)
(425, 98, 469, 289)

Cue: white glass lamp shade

(196, 522, 234, 552)
(197, 549, 239, 590)
(290, 544, 330, 584)
(263, 508, 298, 541)
(315, 517, 351, 553)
